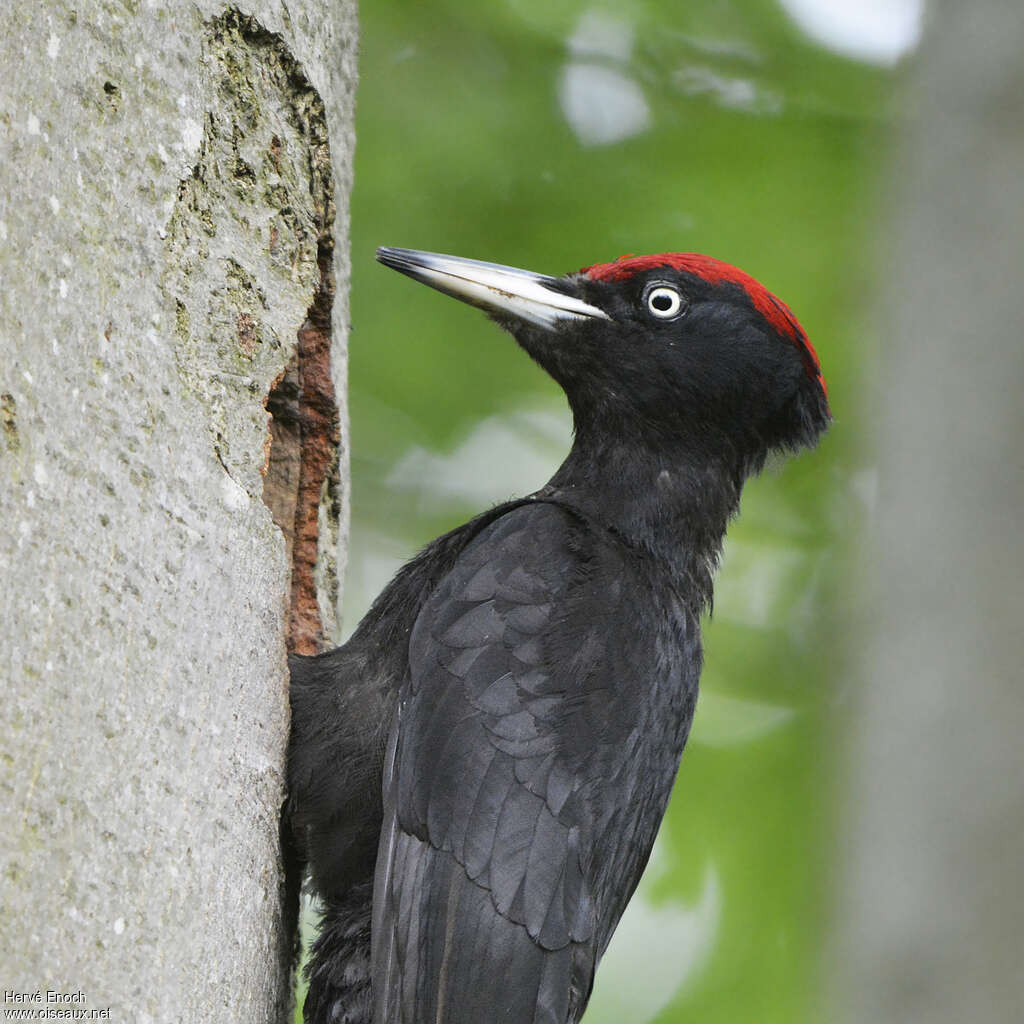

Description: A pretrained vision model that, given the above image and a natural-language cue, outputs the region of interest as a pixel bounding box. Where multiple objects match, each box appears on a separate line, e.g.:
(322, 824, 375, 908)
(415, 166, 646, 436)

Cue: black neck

(539, 431, 745, 611)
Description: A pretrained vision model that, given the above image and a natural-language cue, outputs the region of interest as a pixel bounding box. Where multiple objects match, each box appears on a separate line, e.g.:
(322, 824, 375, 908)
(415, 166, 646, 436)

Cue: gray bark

(833, 2, 1024, 1022)
(0, 3, 356, 1021)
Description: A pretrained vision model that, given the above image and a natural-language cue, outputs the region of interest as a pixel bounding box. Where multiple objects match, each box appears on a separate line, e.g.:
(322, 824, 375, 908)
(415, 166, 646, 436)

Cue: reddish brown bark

(263, 244, 339, 655)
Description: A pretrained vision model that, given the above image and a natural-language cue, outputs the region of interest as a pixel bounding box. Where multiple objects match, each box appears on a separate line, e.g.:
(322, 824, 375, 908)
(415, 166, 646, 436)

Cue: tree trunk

(0, 3, 356, 1021)
(833, 2, 1024, 1021)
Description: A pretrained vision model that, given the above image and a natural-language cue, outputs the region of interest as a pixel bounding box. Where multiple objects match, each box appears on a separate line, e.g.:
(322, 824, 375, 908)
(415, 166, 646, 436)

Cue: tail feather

(304, 880, 375, 1024)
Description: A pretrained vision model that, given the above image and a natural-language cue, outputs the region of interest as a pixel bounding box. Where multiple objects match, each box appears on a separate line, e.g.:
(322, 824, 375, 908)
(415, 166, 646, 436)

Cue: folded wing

(372, 502, 632, 1023)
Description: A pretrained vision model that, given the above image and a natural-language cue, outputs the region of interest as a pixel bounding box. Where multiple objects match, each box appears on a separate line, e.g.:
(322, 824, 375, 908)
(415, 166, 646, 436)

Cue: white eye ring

(645, 285, 684, 319)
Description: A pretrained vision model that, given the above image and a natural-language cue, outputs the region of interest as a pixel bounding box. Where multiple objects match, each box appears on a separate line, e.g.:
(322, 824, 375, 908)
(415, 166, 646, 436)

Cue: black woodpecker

(287, 247, 830, 1024)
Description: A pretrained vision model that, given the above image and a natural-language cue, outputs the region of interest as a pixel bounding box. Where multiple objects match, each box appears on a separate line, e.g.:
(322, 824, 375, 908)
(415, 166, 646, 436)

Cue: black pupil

(652, 292, 673, 311)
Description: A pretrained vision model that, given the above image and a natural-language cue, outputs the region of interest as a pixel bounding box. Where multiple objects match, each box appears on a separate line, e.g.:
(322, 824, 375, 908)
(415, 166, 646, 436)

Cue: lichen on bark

(164, 9, 342, 653)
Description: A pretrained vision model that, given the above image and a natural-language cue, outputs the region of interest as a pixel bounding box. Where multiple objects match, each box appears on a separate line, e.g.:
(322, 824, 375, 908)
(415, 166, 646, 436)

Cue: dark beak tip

(376, 246, 422, 278)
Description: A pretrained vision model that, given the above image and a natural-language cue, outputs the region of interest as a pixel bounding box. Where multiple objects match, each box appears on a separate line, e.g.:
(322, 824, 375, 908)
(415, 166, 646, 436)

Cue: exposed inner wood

(263, 242, 338, 656)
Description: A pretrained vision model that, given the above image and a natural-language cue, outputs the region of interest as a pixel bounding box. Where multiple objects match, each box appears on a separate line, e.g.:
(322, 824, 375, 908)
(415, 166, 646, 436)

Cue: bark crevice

(264, 236, 340, 656)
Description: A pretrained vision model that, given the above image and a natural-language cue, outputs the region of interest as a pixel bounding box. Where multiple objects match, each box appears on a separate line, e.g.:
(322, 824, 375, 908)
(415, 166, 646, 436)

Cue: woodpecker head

(377, 247, 829, 473)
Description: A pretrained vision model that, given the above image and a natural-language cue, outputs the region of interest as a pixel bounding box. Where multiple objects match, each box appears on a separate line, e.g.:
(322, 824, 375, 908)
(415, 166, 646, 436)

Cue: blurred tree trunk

(0, 3, 355, 1021)
(834, 2, 1024, 1022)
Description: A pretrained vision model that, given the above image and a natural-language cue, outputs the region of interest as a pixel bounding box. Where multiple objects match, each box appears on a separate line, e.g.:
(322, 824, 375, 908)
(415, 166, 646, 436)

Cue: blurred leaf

(691, 691, 796, 747)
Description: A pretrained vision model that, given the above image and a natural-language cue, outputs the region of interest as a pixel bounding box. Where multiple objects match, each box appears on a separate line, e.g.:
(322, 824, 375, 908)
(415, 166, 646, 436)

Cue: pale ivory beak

(376, 247, 610, 330)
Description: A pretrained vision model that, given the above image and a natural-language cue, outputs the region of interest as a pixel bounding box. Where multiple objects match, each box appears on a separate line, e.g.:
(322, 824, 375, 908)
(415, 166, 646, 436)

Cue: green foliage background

(324, 1, 893, 1020)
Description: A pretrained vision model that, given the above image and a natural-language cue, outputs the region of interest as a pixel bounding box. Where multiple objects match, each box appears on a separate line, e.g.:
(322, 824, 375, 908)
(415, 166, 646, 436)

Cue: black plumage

(288, 248, 830, 1023)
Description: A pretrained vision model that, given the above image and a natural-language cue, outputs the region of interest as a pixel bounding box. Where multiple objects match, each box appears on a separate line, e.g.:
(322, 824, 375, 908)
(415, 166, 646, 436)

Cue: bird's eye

(644, 285, 685, 320)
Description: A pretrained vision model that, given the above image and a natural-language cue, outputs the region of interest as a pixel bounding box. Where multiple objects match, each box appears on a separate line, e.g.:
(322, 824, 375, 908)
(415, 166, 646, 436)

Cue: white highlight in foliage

(386, 407, 570, 510)
(559, 66, 651, 146)
(674, 66, 783, 115)
(691, 691, 796, 747)
(567, 9, 635, 61)
(47, 34, 61, 59)
(778, 0, 924, 65)
(559, 11, 650, 147)
(715, 537, 810, 628)
(587, 851, 721, 1023)
(340, 529, 412, 642)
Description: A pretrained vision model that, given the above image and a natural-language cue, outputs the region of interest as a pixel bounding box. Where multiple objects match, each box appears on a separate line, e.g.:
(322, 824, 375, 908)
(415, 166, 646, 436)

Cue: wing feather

(372, 503, 637, 1023)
